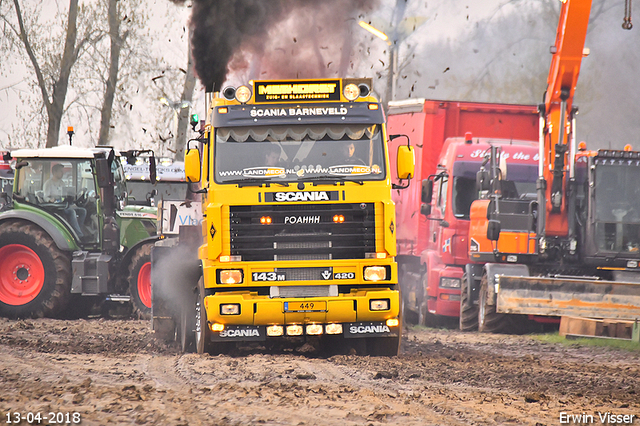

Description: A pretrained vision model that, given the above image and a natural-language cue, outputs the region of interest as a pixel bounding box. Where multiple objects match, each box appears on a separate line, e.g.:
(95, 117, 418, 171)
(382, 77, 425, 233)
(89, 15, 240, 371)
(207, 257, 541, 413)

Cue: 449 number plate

(283, 301, 327, 313)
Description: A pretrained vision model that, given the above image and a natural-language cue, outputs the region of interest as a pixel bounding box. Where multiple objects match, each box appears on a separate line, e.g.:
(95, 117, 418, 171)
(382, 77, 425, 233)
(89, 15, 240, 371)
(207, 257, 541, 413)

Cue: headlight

(364, 266, 386, 281)
(370, 299, 390, 311)
(219, 269, 243, 284)
(220, 304, 240, 315)
(439, 277, 461, 288)
(235, 85, 251, 103)
(343, 83, 360, 101)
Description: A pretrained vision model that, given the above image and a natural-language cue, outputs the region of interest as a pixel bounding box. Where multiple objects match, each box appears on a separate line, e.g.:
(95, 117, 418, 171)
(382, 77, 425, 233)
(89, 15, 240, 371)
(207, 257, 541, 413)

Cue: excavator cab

(582, 150, 640, 264)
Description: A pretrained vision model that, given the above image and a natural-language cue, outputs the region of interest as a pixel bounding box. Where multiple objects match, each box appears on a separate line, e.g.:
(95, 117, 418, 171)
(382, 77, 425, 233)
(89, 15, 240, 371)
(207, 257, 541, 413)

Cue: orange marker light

(260, 216, 272, 225)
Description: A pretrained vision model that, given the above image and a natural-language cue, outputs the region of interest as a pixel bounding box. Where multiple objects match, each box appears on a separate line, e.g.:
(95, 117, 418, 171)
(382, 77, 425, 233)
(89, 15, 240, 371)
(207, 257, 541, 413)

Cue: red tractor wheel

(0, 221, 71, 318)
(127, 243, 153, 319)
(0, 244, 45, 305)
(137, 261, 152, 309)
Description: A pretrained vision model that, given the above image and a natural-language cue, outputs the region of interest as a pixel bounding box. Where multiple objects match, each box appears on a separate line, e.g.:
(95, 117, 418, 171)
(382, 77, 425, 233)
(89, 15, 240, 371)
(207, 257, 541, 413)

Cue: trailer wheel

(127, 243, 153, 320)
(419, 272, 444, 327)
(0, 221, 71, 318)
(459, 273, 478, 331)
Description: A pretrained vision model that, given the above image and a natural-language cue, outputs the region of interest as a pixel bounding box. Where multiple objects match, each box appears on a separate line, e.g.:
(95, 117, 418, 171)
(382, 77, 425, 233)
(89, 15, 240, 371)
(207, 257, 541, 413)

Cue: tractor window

(112, 158, 128, 207)
(15, 159, 99, 244)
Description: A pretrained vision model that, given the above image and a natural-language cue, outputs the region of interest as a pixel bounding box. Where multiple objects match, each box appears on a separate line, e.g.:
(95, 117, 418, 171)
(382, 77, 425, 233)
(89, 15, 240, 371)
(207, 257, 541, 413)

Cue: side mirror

(487, 219, 501, 241)
(95, 158, 112, 188)
(476, 169, 490, 192)
(396, 145, 415, 180)
(421, 179, 433, 203)
(185, 148, 202, 183)
(420, 202, 432, 217)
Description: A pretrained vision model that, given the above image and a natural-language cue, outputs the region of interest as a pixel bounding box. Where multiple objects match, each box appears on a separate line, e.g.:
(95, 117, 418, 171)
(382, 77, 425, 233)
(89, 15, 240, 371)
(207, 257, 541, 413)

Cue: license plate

(283, 301, 327, 313)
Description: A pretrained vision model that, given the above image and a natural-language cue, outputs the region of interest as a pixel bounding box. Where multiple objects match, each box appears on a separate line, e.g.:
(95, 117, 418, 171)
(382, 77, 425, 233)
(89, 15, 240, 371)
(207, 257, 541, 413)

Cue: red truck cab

(387, 99, 539, 325)
(423, 138, 539, 321)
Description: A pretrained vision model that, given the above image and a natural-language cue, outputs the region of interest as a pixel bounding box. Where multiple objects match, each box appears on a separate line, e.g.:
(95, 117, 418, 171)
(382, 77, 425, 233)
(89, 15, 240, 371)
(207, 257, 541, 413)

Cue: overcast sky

(1, 0, 638, 152)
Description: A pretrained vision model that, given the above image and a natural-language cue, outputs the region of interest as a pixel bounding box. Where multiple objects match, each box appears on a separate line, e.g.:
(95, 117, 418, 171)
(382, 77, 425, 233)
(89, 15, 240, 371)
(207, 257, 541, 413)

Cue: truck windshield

(214, 124, 386, 184)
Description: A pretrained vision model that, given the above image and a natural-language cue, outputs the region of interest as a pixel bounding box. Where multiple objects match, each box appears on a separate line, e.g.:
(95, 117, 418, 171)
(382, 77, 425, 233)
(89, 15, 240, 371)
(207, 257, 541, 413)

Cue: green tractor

(0, 146, 158, 318)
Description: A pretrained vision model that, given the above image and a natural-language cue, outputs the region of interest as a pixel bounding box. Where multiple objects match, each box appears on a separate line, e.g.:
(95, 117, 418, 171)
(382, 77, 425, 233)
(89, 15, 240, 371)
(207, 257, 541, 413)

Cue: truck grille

(230, 203, 375, 261)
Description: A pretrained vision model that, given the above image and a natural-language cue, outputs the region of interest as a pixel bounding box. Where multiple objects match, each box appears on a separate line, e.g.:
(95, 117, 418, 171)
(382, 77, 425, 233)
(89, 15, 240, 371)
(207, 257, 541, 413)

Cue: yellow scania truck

(152, 78, 414, 356)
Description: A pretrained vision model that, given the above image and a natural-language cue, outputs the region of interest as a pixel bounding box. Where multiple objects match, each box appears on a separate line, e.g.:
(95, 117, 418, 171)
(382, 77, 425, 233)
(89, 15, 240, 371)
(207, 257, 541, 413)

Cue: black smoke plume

(170, 0, 379, 91)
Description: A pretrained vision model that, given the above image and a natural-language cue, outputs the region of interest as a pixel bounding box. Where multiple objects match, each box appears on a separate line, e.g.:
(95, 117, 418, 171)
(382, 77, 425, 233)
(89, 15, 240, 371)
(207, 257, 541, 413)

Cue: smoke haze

(170, 0, 378, 90)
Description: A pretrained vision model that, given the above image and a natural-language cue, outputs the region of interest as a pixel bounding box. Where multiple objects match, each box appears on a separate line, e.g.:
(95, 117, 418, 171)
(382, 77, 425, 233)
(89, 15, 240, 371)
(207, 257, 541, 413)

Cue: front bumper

(210, 321, 400, 342)
(203, 288, 400, 341)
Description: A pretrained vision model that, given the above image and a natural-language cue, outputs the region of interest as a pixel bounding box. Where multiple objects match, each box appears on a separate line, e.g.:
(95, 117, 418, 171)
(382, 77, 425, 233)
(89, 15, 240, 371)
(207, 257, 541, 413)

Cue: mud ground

(1, 317, 638, 426)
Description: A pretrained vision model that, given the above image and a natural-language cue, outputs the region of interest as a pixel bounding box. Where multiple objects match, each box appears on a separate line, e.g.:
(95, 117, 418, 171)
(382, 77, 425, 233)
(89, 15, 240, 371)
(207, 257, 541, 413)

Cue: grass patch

(533, 332, 640, 352)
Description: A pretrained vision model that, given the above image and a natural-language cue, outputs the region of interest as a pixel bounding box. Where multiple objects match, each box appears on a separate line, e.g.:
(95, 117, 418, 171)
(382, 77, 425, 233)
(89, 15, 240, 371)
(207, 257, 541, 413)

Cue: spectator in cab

(43, 164, 87, 237)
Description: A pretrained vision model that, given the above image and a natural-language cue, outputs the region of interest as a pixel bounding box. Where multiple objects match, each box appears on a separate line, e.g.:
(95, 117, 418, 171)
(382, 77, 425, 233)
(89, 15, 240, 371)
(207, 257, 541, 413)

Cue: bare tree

(174, 39, 197, 162)
(4, 0, 97, 147)
(97, 0, 128, 146)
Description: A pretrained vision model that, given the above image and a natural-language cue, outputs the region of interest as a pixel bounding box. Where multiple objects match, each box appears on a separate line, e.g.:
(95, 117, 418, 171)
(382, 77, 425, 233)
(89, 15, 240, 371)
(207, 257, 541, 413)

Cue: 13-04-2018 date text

(5, 412, 81, 424)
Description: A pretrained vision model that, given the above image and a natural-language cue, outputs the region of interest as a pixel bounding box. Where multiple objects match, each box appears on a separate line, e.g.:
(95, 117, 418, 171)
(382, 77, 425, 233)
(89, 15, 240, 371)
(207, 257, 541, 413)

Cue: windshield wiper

(225, 178, 289, 187)
(301, 176, 364, 186)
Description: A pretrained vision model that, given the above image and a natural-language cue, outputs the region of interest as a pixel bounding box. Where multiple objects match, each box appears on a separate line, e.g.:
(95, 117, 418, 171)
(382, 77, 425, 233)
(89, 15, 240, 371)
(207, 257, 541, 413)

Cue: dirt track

(1, 317, 638, 426)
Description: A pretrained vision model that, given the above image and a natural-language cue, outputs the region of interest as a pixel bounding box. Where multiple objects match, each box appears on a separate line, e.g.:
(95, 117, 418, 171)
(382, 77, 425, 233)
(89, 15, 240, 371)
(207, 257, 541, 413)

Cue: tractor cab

(11, 147, 111, 246)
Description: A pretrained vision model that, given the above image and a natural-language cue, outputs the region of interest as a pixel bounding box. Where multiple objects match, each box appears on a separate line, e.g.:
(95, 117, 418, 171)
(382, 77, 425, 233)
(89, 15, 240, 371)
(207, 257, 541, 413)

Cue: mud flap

(496, 275, 640, 320)
(150, 244, 176, 340)
(150, 238, 201, 340)
(211, 325, 266, 342)
(343, 322, 400, 338)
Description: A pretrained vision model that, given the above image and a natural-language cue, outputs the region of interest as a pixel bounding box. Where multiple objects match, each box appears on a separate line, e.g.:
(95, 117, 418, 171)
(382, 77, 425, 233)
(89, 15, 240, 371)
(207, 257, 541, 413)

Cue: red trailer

(387, 99, 539, 325)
